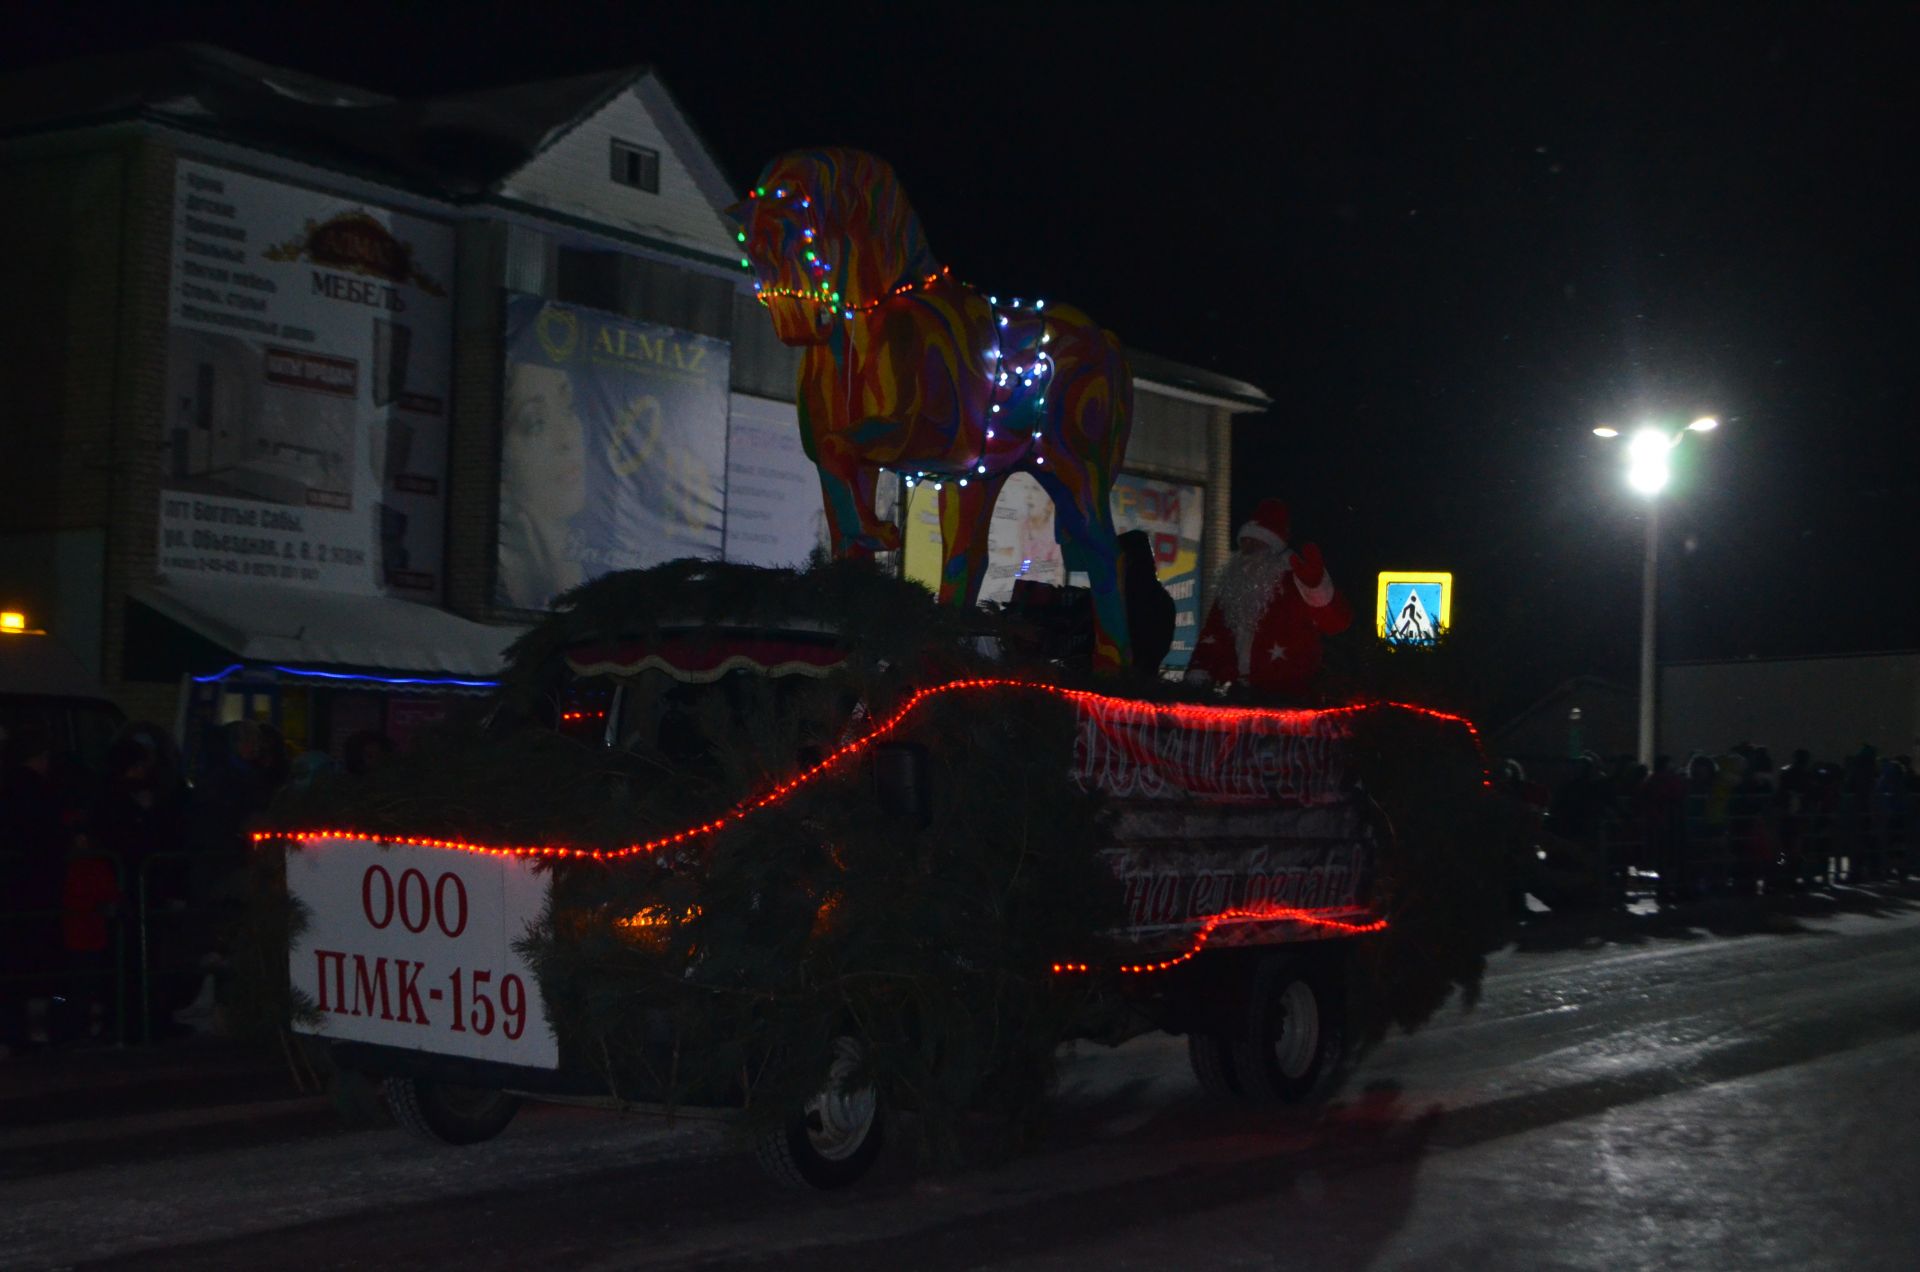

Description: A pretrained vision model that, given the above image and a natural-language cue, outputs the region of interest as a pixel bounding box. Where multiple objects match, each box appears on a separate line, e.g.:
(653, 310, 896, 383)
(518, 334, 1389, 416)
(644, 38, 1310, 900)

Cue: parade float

(251, 152, 1511, 1190)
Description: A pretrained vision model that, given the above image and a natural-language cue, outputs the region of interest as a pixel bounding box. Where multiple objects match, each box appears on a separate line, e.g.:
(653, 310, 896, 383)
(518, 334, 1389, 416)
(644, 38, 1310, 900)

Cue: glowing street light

(1593, 415, 1723, 764)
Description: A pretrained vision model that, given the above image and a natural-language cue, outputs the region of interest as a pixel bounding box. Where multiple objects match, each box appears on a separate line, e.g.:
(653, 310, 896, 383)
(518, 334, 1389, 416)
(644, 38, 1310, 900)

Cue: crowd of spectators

(1, 719, 396, 1055)
(1502, 742, 1914, 904)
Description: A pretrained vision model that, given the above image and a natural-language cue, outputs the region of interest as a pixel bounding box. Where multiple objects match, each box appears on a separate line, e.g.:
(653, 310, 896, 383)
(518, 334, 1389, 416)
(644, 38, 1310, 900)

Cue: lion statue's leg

(814, 452, 902, 557)
(1034, 466, 1131, 676)
(935, 472, 1007, 607)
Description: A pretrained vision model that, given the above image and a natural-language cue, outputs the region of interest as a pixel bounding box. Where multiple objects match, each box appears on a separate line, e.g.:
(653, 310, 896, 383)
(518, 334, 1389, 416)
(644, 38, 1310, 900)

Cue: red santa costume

(1186, 499, 1352, 697)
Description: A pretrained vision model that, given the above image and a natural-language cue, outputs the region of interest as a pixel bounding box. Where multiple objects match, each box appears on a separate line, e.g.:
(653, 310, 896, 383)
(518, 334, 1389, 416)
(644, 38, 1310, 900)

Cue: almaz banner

(161, 160, 453, 596)
(1073, 697, 1372, 938)
(494, 295, 730, 611)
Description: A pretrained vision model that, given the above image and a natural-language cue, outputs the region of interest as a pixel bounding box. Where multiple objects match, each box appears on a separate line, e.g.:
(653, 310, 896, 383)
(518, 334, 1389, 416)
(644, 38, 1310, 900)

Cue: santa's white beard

(1216, 548, 1290, 672)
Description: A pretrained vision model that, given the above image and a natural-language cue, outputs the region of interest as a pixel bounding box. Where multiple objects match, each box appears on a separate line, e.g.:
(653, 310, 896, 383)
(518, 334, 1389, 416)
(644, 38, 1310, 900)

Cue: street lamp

(1593, 416, 1719, 765)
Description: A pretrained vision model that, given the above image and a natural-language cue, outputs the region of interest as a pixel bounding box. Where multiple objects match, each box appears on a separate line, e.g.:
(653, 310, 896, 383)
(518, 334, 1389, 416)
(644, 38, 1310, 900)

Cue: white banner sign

(722, 396, 828, 567)
(288, 839, 558, 1069)
(161, 161, 454, 597)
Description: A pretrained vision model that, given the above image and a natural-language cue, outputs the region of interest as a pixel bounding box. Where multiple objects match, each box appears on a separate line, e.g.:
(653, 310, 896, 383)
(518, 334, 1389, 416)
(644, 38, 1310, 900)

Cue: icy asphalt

(4, 887, 1918, 1271)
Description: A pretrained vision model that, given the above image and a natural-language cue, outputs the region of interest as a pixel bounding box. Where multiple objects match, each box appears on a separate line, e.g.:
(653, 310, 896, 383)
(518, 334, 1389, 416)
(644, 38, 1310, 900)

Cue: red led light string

(255, 678, 1483, 861)
(756, 266, 954, 314)
(1049, 904, 1390, 978)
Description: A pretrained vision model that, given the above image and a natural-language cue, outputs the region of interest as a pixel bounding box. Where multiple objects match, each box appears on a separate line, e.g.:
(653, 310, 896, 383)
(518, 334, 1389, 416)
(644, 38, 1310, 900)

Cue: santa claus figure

(1185, 498, 1352, 697)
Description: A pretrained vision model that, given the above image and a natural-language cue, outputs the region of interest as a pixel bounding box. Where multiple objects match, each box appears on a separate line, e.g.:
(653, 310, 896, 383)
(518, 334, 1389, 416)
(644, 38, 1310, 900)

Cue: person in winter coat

(1116, 529, 1176, 681)
(1184, 498, 1352, 698)
(89, 726, 194, 1037)
(1, 722, 91, 1048)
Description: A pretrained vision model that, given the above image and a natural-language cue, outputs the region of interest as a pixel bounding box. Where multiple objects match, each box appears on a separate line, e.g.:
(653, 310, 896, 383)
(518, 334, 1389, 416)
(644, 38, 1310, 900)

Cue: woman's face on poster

(504, 363, 587, 521)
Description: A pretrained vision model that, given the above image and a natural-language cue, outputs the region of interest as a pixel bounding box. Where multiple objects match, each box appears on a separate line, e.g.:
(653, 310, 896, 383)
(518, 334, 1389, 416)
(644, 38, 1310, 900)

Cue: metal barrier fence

(0, 847, 246, 1047)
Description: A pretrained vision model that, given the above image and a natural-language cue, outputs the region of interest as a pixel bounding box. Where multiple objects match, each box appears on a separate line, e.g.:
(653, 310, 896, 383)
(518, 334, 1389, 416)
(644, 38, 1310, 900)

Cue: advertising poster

(900, 472, 1203, 669)
(1110, 474, 1205, 669)
(160, 160, 453, 597)
(901, 483, 945, 593)
(900, 474, 1064, 602)
(494, 295, 730, 611)
(722, 396, 828, 567)
(721, 398, 900, 568)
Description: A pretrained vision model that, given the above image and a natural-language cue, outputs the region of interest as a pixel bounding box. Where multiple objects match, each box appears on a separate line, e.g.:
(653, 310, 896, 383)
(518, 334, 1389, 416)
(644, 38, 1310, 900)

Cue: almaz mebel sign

(161, 160, 454, 597)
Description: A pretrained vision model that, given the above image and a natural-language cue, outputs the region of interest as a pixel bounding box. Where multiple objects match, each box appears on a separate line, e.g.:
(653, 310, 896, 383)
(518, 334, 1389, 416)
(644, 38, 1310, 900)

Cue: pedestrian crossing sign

(1376, 572, 1452, 644)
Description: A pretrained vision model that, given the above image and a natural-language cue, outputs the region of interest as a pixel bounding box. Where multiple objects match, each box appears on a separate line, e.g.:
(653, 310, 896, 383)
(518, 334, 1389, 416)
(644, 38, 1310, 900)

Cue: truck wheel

(1186, 1033, 1243, 1099)
(385, 1076, 521, 1146)
(753, 1036, 884, 1190)
(1231, 957, 1344, 1104)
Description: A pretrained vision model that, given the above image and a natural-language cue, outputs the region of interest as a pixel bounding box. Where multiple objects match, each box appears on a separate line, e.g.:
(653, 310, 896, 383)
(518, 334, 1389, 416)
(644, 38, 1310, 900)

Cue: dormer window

(609, 140, 660, 193)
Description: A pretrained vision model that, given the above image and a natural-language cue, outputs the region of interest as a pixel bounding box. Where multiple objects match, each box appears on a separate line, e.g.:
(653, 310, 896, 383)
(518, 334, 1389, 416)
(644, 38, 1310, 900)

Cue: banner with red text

(288, 839, 558, 1068)
(1073, 696, 1350, 806)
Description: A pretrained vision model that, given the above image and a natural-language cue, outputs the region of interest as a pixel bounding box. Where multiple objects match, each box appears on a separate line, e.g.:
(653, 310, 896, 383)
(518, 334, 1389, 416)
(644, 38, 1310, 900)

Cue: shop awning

(565, 631, 849, 683)
(130, 579, 525, 680)
(0, 631, 115, 701)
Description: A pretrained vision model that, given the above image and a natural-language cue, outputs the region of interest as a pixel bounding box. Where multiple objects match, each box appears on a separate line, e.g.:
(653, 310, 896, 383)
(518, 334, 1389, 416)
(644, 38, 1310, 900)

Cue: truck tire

(753, 1036, 884, 1190)
(1186, 1032, 1243, 1099)
(385, 1076, 521, 1146)
(1230, 956, 1344, 1104)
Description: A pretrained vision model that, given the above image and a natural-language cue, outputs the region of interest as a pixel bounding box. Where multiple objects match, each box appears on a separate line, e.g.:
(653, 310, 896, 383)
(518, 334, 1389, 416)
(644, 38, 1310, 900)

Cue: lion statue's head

(732, 148, 941, 346)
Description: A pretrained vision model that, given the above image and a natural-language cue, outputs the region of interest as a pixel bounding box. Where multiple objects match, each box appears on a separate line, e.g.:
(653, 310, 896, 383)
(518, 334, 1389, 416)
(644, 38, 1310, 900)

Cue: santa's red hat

(1236, 499, 1290, 551)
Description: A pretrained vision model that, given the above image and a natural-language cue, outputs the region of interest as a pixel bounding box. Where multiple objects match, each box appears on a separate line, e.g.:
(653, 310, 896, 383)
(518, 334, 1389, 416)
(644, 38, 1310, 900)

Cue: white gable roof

(496, 73, 741, 263)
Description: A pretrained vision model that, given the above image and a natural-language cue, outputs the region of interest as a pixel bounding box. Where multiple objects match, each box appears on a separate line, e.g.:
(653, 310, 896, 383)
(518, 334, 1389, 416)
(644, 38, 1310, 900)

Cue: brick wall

(0, 144, 124, 535)
(1202, 404, 1235, 617)
(101, 139, 177, 709)
(0, 132, 176, 719)
(444, 219, 507, 619)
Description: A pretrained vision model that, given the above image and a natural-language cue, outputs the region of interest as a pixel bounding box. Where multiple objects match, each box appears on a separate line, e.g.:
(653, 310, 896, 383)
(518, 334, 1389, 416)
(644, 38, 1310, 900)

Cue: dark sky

(9, 2, 1917, 701)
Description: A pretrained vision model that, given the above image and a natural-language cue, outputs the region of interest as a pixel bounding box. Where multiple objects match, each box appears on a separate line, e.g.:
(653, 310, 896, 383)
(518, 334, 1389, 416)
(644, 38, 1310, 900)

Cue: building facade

(0, 45, 1269, 763)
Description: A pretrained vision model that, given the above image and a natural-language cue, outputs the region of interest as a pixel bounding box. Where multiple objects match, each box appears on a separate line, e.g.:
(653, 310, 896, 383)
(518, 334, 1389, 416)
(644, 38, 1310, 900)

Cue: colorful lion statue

(733, 148, 1137, 674)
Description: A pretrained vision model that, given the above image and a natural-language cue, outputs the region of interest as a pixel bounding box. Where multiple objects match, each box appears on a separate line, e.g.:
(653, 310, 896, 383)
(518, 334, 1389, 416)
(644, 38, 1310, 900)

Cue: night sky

(9, 3, 1916, 710)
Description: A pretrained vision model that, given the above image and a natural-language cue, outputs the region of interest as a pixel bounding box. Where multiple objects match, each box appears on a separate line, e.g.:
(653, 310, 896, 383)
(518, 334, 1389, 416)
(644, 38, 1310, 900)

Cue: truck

(264, 562, 1502, 1188)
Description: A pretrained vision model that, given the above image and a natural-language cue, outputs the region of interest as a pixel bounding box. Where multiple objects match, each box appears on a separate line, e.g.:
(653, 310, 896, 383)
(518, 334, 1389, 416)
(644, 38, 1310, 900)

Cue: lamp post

(1592, 415, 1718, 766)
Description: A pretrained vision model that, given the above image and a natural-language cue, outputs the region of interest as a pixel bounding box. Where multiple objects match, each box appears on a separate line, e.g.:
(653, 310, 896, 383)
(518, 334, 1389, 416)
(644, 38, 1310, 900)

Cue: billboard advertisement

(1110, 474, 1204, 668)
(722, 395, 828, 567)
(901, 471, 1204, 669)
(494, 296, 730, 611)
(160, 160, 453, 596)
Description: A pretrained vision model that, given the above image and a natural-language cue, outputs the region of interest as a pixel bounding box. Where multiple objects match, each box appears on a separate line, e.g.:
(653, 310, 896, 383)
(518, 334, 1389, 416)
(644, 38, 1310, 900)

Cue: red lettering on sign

(352, 955, 392, 1021)
(362, 866, 394, 929)
(314, 948, 346, 1012)
(501, 974, 527, 1040)
(434, 872, 468, 938)
(398, 869, 431, 933)
(394, 960, 428, 1023)
(469, 969, 496, 1035)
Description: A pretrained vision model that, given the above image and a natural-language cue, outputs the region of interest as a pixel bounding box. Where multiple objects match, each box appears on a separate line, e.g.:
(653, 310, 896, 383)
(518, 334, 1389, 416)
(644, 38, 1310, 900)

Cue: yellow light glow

(1592, 426, 1619, 438)
(1687, 416, 1719, 432)
(0, 611, 26, 633)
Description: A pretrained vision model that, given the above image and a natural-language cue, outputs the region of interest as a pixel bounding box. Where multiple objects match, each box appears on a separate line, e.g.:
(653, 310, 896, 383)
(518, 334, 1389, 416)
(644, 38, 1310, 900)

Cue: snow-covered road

(8, 891, 1920, 1270)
